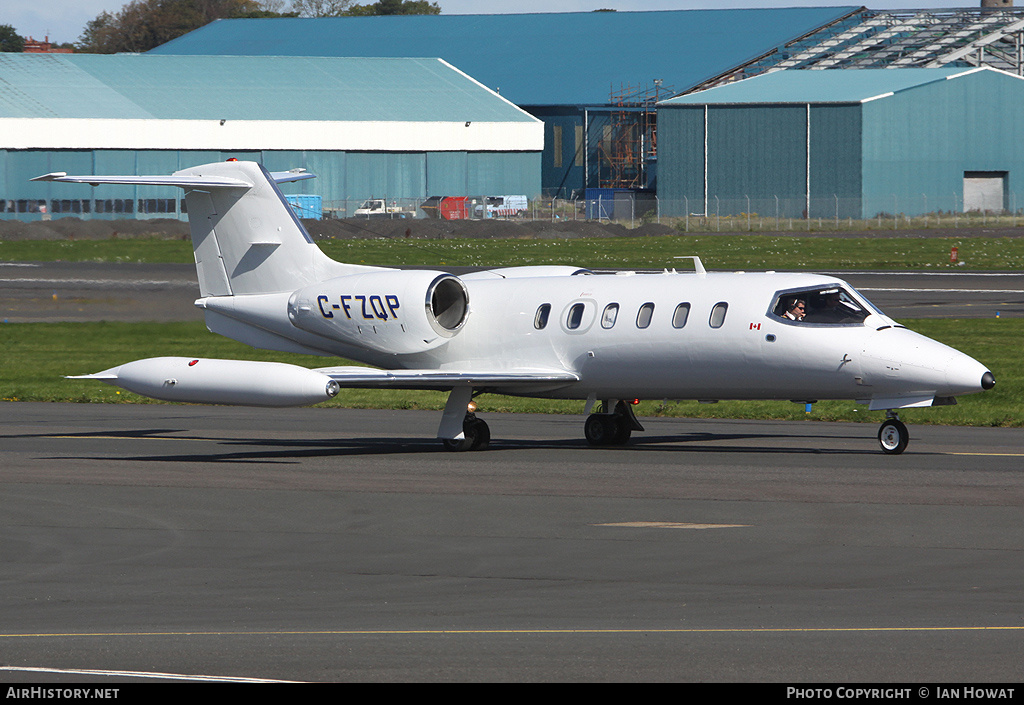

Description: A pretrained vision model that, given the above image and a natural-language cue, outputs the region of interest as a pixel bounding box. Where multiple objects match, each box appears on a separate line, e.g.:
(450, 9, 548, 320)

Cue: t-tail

(32, 160, 377, 297)
(36, 160, 470, 360)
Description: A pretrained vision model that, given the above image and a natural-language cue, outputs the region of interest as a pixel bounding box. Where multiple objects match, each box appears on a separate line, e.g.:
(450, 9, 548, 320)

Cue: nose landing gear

(585, 400, 644, 446)
(878, 412, 909, 455)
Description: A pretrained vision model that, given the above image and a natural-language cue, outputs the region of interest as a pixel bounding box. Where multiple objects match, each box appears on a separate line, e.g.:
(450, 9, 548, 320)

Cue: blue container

(286, 195, 323, 220)
(584, 188, 628, 219)
(584, 188, 656, 220)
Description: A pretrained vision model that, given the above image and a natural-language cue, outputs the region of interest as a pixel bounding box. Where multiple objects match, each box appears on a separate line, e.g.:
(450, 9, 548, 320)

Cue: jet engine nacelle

(78, 357, 340, 407)
(288, 270, 470, 355)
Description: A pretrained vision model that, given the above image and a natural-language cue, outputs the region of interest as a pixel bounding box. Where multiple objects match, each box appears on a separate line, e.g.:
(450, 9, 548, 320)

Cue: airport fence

(323, 192, 1024, 232)
(6, 193, 1022, 232)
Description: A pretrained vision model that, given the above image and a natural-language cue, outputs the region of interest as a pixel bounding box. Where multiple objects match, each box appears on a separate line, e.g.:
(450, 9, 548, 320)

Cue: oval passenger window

(534, 303, 551, 329)
(709, 302, 728, 329)
(672, 303, 690, 329)
(636, 302, 655, 329)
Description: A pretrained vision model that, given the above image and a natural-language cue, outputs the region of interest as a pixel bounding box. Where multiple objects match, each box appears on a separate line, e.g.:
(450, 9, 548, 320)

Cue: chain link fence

(8, 192, 1020, 231)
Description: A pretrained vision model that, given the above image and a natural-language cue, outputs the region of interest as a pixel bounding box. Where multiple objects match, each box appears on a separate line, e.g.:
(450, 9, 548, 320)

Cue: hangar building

(0, 53, 541, 221)
(656, 66, 1024, 219)
(149, 7, 864, 198)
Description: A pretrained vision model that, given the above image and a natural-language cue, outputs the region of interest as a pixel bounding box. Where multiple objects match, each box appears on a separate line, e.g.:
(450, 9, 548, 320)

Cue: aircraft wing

(314, 366, 579, 391)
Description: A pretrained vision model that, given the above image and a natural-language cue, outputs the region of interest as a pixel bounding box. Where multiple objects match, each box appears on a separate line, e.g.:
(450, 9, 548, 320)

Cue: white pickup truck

(353, 198, 413, 218)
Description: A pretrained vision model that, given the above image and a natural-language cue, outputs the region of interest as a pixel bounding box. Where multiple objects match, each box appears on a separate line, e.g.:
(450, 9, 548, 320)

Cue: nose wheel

(878, 416, 909, 455)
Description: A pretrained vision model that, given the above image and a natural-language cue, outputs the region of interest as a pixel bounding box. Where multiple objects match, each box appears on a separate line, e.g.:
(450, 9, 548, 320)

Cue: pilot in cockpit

(783, 298, 806, 321)
(804, 291, 852, 323)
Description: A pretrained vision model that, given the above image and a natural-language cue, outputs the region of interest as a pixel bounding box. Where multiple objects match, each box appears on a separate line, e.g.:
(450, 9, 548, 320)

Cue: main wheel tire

(442, 416, 490, 452)
(585, 414, 631, 446)
(467, 417, 490, 451)
(442, 436, 474, 452)
(585, 414, 614, 446)
(878, 419, 909, 455)
(611, 417, 632, 445)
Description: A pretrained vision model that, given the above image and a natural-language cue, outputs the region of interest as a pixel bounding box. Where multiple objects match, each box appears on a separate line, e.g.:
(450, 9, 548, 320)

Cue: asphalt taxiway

(2, 402, 1023, 682)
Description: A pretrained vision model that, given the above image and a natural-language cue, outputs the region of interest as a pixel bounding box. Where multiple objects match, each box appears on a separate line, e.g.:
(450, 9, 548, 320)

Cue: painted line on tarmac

(0, 666, 297, 683)
(859, 287, 1024, 293)
(3, 626, 1023, 638)
(827, 272, 1024, 277)
(0, 278, 195, 288)
(593, 522, 749, 529)
(47, 435, 216, 441)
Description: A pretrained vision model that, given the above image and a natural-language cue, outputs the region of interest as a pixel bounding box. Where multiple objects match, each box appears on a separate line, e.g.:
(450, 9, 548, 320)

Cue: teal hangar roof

(148, 8, 862, 106)
(0, 53, 532, 122)
(660, 67, 999, 106)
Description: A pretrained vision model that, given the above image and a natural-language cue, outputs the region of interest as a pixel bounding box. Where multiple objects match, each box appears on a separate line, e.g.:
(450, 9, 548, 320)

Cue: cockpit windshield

(771, 286, 872, 325)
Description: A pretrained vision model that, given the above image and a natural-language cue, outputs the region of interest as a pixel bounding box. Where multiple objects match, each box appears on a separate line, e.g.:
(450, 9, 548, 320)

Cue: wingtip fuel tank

(71, 357, 340, 407)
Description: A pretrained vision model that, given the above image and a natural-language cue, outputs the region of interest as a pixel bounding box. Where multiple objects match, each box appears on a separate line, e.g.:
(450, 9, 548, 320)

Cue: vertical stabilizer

(32, 160, 382, 298)
(175, 161, 374, 296)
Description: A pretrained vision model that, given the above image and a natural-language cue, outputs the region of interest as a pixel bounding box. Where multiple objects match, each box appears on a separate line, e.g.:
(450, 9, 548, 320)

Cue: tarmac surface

(2, 237, 1021, 681)
(2, 403, 1023, 682)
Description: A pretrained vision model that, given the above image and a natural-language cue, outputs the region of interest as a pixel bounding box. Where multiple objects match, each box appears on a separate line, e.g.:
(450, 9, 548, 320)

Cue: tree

(76, 0, 293, 53)
(344, 1, 440, 16)
(290, 0, 354, 16)
(0, 24, 25, 52)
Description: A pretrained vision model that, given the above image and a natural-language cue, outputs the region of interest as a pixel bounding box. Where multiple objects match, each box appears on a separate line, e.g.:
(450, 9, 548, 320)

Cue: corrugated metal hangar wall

(1, 149, 540, 220)
(0, 54, 542, 221)
(657, 67, 1024, 219)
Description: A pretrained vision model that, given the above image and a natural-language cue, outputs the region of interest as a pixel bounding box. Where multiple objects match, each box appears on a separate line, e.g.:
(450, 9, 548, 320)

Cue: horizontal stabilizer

(31, 172, 253, 188)
(32, 169, 314, 188)
(268, 170, 316, 184)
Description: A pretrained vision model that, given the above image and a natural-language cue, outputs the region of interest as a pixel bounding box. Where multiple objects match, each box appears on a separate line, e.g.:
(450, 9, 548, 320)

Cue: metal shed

(657, 67, 1024, 220)
(0, 54, 542, 221)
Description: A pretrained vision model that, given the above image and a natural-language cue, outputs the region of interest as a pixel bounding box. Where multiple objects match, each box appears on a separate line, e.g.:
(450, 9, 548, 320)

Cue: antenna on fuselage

(673, 256, 707, 277)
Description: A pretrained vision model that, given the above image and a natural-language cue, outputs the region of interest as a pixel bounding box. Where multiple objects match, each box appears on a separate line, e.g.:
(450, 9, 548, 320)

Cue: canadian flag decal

(749, 323, 761, 331)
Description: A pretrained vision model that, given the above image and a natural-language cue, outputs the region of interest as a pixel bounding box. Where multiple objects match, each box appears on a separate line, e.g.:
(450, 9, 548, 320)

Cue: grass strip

(4, 234, 1024, 271)
(2, 319, 1019, 427)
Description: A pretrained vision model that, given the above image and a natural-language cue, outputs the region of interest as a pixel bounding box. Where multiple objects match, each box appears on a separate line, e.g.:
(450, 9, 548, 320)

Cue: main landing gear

(439, 387, 490, 452)
(441, 412, 490, 452)
(584, 400, 644, 447)
(878, 412, 909, 455)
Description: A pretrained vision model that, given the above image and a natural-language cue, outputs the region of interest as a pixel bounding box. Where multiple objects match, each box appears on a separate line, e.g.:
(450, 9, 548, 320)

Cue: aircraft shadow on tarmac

(23, 427, 886, 464)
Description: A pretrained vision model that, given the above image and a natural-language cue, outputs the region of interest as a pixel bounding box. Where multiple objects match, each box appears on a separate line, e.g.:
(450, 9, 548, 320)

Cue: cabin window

(534, 303, 551, 329)
(672, 303, 691, 329)
(709, 302, 728, 329)
(601, 303, 619, 329)
(636, 302, 655, 329)
(771, 286, 872, 325)
(566, 303, 586, 330)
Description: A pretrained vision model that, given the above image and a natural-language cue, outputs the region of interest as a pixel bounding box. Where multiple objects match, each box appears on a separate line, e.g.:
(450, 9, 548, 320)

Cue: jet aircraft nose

(943, 351, 993, 396)
(982, 371, 996, 390)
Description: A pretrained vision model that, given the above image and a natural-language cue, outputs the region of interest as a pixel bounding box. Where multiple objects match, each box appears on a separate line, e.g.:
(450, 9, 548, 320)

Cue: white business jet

(34, 160, 995, 454)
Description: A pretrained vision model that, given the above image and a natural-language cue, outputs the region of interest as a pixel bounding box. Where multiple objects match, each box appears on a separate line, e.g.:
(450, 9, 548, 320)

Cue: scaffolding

(686, 6, 1024, 95)
(598, 81, 673, 189)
